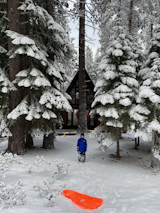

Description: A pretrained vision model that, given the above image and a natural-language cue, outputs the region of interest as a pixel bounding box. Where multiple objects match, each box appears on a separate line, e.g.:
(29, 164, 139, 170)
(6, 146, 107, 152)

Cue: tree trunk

(25, 121, 33, 148)
(43, 0, 56, 149)
(116, 127, 120, 159)
(78, 0, 87, 133)
(47, 0, 54, 17)
(151, 130, 155, 168)
(43, 120, 55, 149)
(128, 0, 134, 35)
(7, 0, 25, 155)
(135, 125, 138, 149)
(135, 137, 138, 149)
(137, 137, 140, 146)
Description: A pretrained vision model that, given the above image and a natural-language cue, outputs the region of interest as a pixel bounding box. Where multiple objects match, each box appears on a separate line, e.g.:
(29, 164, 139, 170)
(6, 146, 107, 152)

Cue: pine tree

(5, 0, 73, 151)
(91, 24, 139, 159)
(94, 48, 101, 82)
(7, 0, 26, 154)
(85, 46, 95, 82)
(0, 1, 15, 138)
(130, 23, 160, 168)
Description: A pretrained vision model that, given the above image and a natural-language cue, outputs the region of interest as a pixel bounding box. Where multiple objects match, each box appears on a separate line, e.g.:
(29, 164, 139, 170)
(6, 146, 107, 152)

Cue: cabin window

(67, 112, 72, 126)
(90, 113, 94, 126)
(73, 109, 78, 126)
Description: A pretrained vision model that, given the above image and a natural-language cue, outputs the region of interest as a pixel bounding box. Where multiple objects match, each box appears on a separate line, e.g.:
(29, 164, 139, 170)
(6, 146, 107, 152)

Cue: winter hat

(80, 133, 84, 136)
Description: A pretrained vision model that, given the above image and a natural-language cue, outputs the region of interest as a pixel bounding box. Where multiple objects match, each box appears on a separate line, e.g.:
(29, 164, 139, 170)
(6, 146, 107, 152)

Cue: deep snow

(0, 133, 160, 213)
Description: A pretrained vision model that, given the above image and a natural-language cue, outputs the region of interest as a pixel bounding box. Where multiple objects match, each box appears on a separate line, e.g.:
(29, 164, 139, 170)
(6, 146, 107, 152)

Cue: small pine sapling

(33, 159, 70, 206)
(0, 179, 26, 209)
(24, 156, 50, 173)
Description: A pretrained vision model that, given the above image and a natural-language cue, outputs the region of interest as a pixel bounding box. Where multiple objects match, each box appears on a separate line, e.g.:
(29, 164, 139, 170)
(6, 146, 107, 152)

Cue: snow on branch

(39, 88, 72, 112)
(18, 0, 65, 33)
(6, 31, 48, 66)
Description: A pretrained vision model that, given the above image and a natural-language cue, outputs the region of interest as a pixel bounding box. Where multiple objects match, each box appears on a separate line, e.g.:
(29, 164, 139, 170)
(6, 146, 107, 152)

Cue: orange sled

(63, 190, 103, 210)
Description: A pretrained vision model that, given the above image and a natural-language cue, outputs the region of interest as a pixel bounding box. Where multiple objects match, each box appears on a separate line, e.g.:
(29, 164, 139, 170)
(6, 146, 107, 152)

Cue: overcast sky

(69, 20, 100, 57)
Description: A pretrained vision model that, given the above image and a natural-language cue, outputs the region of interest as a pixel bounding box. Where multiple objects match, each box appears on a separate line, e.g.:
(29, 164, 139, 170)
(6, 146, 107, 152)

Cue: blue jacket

(77, 137, 87, 152)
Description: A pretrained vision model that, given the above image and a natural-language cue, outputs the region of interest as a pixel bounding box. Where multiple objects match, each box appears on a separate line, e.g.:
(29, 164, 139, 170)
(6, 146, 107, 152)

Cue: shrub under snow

(0, 179, 26, 210)
(24, 155, 51, 173)
(34, 159, 70, 206)
(0, 153, 23, 178)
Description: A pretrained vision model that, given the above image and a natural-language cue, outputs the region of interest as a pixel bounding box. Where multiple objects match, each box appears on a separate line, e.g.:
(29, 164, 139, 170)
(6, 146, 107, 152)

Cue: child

(77, 133, 87, 162)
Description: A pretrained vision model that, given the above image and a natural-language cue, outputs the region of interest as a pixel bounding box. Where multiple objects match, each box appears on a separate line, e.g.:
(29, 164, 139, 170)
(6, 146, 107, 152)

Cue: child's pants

(78, 152, 86, 162)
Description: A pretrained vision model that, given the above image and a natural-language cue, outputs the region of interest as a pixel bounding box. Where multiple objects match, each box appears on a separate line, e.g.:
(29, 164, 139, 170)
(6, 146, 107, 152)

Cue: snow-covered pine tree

(90, 23, 139, 159)
(0, 2, 15, 138)
(6, 0, 73, 151)
(130, 23, 160, 168)
(85, 46, 96, 83)
(7, 0, 26, 154)
(138, 0, 160, 47)
(93, 48, 101, 83)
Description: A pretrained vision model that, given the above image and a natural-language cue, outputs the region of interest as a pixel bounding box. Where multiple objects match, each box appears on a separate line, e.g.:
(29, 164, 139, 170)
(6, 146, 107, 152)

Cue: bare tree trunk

(26, 121, 33, 148)
(116, 127, 120, 159)
(43, 121, 55, 149)
(151, 130, 155, 168)
(135, 138, 138, 149)
(7, 0, 25, 155)
(151, 107, 156, 168)
(137, 137, 140, 146)
(78, 0, 87, 133)
(129, 0, 134, 35)
(43, 0, 56, 149)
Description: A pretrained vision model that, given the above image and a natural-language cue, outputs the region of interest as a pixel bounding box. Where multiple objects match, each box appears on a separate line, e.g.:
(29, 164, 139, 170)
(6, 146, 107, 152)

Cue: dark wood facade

(61, 70, 99, 129)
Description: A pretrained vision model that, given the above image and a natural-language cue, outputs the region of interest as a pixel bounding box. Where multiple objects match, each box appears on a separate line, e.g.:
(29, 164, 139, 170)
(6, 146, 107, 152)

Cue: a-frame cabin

(61, 70, 99, 129)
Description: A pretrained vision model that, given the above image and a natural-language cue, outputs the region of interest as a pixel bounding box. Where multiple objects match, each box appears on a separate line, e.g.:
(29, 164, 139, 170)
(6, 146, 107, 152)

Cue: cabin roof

(66, 70, 95, 93)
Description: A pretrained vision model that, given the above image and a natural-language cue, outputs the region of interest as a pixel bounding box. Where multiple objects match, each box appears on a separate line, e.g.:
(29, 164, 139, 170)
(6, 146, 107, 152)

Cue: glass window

(69, 87, 75, 104)
(90, 113, 94, 126)
(67, 112, 72, 126)
(73, 109, 78, 126)
(75, 87, 79, 104)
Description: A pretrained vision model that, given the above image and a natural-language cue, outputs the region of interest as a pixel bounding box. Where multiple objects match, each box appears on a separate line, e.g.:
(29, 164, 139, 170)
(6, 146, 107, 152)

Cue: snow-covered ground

(1, 133, 160, 213)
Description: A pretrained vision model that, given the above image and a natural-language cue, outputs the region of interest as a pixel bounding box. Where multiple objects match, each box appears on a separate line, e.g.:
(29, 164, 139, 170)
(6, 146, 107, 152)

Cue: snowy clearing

(0, 133, 160, 213)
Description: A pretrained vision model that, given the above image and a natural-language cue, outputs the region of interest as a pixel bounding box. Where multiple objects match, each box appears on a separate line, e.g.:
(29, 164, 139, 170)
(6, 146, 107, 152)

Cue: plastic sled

(63, 190, 103, 210)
